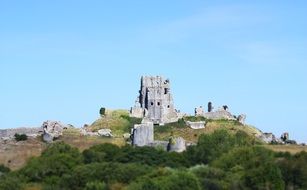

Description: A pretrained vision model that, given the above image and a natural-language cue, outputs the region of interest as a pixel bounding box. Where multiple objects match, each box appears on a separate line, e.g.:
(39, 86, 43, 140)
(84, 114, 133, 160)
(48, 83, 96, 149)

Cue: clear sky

(0, 1, 306, 142)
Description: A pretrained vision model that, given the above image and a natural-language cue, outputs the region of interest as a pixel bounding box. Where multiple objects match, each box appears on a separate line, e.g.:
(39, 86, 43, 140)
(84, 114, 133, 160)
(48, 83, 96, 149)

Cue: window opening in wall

(164, 88, 168, 94)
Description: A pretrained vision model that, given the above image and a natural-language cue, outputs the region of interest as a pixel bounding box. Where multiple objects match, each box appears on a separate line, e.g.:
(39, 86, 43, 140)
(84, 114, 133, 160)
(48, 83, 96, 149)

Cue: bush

(127, 169, 201, 190)
(19, 142, 82, 184)
(62, 162, 151, 189)
(0, 175, 23, 190)
(185, 129, 254, 165)
(85, 181, 107, 190)
(83, 143, 121, 164)
(277, 151, 307, 189)
(212, 146, 285, 190)
(0, 164, 10, 175)
(190, 165, 228, 190)
(14, 133, 28, 141)
(99, 107, 106, 116)
(115, 145, 188, 167)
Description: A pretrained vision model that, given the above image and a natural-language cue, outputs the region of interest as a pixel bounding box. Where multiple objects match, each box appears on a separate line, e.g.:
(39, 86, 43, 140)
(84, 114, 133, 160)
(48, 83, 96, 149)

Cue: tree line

(1, 129, 307, 190)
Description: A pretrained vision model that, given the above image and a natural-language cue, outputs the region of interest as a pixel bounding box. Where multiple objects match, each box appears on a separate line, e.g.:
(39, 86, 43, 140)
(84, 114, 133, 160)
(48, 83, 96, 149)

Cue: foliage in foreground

(0, 130, 307, 190)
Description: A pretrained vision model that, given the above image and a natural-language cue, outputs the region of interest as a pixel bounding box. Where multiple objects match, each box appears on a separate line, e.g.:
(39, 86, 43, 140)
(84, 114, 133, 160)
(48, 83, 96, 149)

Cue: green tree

(213, 146, 285, 190)
(19, 142, 82, 184)
(99, 107, 106, 116)
(277, 151, 307, 189)
(0, 175, 23, 190)
(128, 169, 201, 190)
(62, 162, 151, 190)
(85, 181, 107, 190)
(185, 130, 254, 165)
(0, 164, 10, 175)
(83, 143, 120, 163)
(190, 165, 230, 190)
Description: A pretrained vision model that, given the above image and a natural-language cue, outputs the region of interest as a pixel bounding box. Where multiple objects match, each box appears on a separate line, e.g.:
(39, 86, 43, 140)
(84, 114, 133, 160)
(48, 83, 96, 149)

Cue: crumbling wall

(203, 108, 235, 120)
(130, 76, 178, 124)
(131, 122, 154, 146)
(42, 120, 67, 143)
(167, 137, 186, 152)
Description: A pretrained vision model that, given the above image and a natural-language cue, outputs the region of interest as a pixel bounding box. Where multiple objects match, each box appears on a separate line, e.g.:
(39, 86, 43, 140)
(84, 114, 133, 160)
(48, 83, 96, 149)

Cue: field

(263, 144, 307, 154)
(0, 129, 126, 171)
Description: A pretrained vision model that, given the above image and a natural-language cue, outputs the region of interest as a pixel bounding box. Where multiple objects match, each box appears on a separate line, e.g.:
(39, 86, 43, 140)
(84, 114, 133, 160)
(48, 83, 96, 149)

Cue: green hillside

(88, 110, 262, 143)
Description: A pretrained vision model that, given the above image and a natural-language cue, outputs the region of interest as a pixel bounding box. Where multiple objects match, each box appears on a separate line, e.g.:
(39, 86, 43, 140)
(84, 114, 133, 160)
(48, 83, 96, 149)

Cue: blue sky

(0, 1, 306, 142)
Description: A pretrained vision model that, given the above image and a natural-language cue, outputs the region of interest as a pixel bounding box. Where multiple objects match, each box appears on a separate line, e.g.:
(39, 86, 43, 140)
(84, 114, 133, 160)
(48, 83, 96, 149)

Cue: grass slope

(154, 117, 262, 143)
(1, 110, 305, 171)
(89, 109, 142, 137)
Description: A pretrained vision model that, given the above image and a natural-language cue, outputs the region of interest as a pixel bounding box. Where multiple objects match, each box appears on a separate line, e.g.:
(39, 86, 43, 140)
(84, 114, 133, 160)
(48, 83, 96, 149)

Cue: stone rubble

(167, 137, 186, 152)
(186, 121, 206, 129)
(42, 120, 67, 143)
(97, 129, 113, 137)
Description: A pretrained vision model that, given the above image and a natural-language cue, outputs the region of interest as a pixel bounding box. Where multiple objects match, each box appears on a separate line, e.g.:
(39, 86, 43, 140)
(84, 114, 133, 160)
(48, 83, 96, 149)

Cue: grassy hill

(89, 109, 142, 137)
(1, 110, 306, 171)
(88, 110, 262, 143)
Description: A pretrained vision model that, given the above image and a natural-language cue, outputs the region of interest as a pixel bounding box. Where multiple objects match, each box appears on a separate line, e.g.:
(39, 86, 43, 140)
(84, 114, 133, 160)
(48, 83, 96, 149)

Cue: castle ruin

(130, 76, 178, 124)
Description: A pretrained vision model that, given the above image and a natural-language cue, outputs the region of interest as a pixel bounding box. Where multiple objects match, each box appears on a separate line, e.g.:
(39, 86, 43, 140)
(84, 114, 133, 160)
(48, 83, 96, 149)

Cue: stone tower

(130, 76, 178, 124)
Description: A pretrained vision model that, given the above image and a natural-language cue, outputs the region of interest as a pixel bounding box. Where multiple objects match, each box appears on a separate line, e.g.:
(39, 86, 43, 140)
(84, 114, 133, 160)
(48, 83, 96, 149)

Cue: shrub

(19, 142, 82, 183)
(277, 151, 307, 189)
(62, 162, 151, 189)
(99, 107, 106, 116)
(83, 143, 121, 163)
(127, 169, 201, 190)
(212, 146, 285, 190)
(0, 175, 23, 190)
(0, 164, 10, 174)
(14, 133, 28, 141)
(185, 129, 254, 165)
(85, 181, 107, 190)
(190, 165, 229, 190)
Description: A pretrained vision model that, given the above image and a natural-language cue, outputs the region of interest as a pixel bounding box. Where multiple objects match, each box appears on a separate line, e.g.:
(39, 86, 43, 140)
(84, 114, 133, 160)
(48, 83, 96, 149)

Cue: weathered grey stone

(42, 121, 67, 143)
(237, 114, 246, 125)
(186, 121, 206, 129)
(281, 132, 289, 142)
(130, 76, 178, 124)
(203, 108, 235, 120)
(130, 101, 144, 118)
(260, 133, 275, 143)
(131, 122, 154, 147)
(123, 133, 131, 139)
(97, 129, 113, 137)
(79, 128, 98, 136)
(195, 106, 204, 116)
(148, 140, 169, 151)
(43, 133, 54, 143)
(167, 137, 186, 152)
(0, 127, 42, 139)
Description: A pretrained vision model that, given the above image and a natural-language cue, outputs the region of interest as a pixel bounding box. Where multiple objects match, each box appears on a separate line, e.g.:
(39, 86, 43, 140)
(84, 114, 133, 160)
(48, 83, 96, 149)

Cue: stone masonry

(130, 76, 178, 124)
(131, 122, 154, 147)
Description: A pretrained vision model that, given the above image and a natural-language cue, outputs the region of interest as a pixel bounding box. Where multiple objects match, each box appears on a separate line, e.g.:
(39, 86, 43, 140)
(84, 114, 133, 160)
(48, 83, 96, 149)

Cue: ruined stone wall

(203, 109, 235, 120)
(131, 76, 178, 124)
(131, 122, 154, 146)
